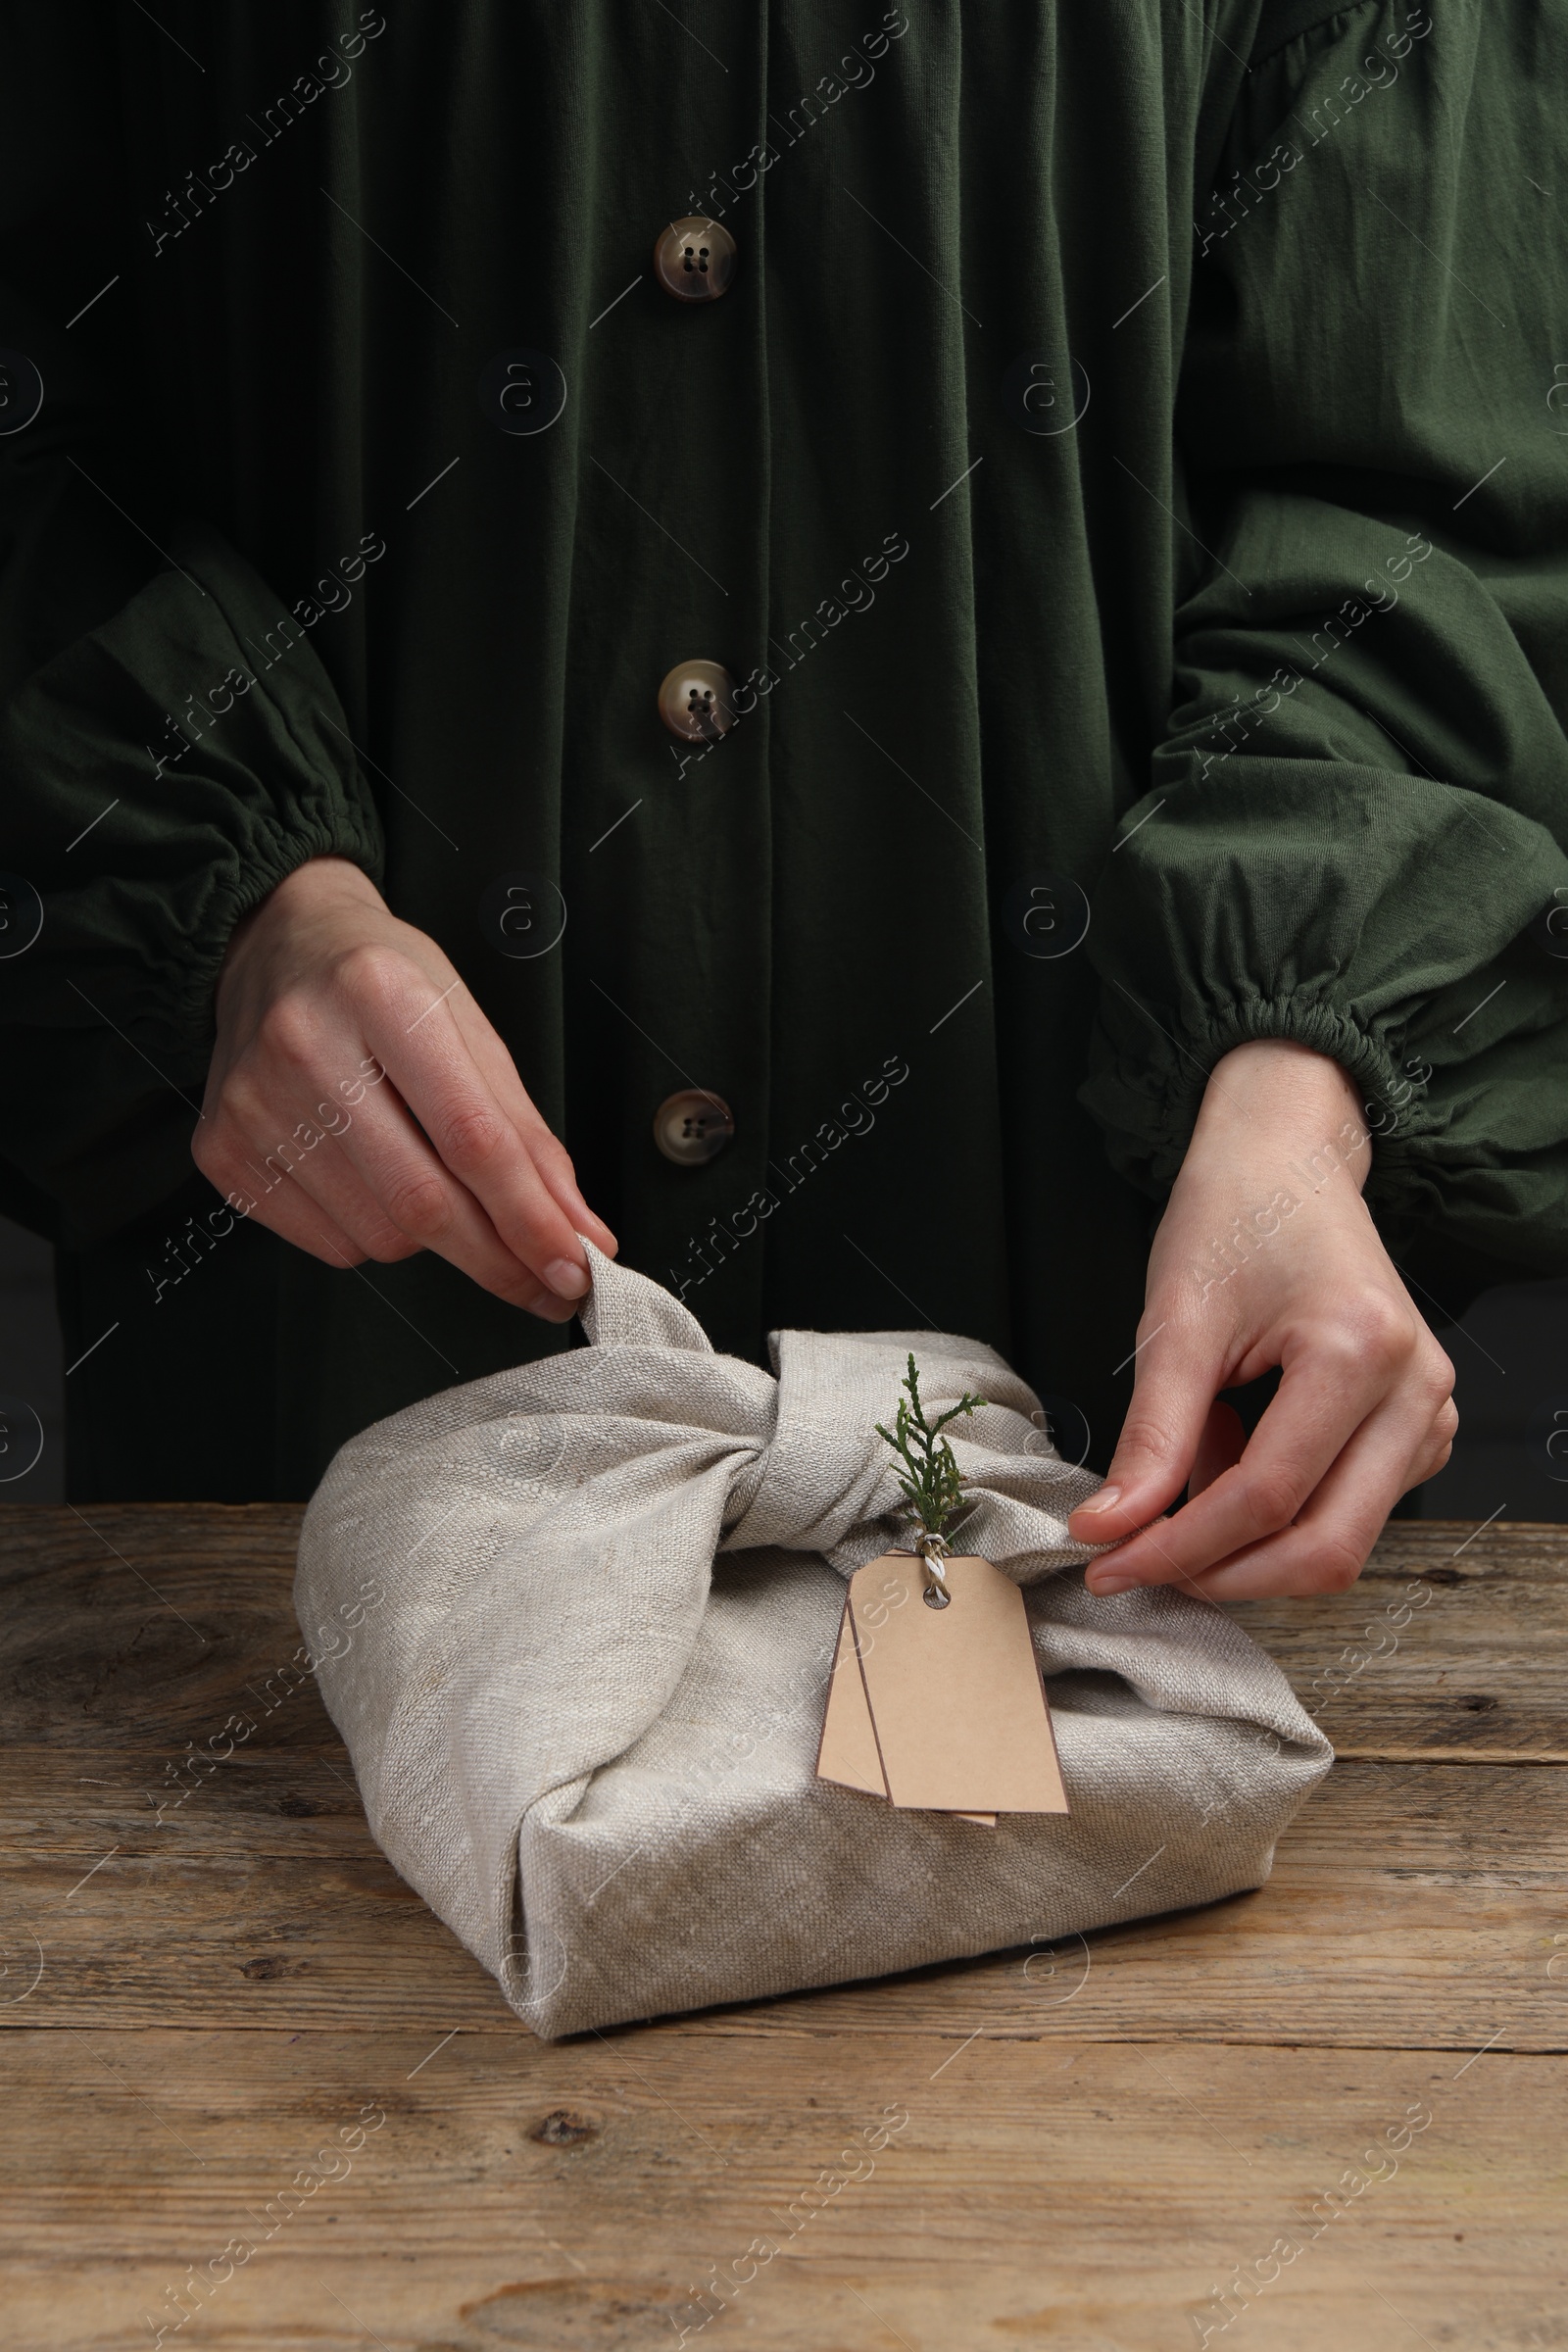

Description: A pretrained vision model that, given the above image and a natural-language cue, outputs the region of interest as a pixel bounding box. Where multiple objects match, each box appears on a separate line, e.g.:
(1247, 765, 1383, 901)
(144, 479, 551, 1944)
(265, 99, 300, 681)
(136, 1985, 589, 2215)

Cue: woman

(3, 0, 1565, 1601)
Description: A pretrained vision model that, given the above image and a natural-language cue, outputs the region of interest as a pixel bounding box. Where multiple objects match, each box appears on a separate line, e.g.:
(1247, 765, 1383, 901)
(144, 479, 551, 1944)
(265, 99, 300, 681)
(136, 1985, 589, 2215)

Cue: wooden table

(2, 1507, 1564, 2350)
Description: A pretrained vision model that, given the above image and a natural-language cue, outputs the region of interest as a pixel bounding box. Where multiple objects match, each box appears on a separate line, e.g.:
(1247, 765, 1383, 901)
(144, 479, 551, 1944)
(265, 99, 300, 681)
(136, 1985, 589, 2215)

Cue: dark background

(2, 1210, 1562, 1521)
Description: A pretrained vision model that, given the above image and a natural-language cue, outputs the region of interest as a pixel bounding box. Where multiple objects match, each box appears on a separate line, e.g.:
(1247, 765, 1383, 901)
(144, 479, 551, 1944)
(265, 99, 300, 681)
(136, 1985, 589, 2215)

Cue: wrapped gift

(295, 1242, 1331, 2036)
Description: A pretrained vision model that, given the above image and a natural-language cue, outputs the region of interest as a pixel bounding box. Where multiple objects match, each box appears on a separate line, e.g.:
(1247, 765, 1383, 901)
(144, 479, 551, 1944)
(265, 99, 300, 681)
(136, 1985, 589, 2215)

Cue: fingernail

(1074, 1485, 1123, 1516)
(544, 1257, 590, 1298)
(1087, 1574, 1136, 1594)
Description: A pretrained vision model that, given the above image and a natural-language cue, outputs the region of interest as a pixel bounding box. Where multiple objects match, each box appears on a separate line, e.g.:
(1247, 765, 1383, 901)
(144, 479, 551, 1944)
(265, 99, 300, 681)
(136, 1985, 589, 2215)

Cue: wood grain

(3, 1762, 1565, 2048)
(3, 1503, 1566, 2351)
(4, 1507, 1562, 1755)
(1224, 1525, 1568, 1761)
(0, 2034, 1561, 2349)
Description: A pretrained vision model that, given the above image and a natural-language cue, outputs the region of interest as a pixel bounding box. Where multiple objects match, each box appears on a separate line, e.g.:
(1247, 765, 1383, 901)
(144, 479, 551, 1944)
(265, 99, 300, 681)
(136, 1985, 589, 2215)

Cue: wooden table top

(2, 1505, 1564, 2350)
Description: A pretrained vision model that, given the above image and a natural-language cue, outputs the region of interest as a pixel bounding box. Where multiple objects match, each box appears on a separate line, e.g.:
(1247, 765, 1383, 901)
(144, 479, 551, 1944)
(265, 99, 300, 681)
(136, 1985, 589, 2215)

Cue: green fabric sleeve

(1080, 0, 1568, 1277)
(0, 7, 383, 1248)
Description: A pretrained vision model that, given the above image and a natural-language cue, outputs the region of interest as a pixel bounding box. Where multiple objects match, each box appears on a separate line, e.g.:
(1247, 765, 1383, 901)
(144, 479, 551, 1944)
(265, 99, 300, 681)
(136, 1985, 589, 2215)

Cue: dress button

(654, 1089, 735, 1166)
(653, 216, 738, 303)
(658, 659, 737, 743)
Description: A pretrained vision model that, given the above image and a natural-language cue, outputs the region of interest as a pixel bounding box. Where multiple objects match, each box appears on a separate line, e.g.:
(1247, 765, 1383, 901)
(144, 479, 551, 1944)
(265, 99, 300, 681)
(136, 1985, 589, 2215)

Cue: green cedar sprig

(874, 1353, 988, 1540)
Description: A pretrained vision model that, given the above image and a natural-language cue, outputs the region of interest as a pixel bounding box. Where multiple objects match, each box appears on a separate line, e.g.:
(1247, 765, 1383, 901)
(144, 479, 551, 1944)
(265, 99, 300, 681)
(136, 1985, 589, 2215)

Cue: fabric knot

(720, 1415, 899, 1558)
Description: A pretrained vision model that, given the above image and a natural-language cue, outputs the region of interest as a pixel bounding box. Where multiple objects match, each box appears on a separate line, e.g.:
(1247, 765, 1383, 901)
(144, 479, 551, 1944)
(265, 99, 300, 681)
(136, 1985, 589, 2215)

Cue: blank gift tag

(815, 1594, 889, 1797)
(815, 1591, 994, 1822)
(845, 1554, 1069, 1816)
(822, 1599, 992, 1815)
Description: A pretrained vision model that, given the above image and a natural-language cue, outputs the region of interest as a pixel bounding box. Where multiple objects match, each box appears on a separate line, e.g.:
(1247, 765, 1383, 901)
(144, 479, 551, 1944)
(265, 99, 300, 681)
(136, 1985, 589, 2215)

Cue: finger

(1084, 1333, 1396, 1591)
(1404, 1395, 1458, 1490)
(1190, 1399, 1247, 1498)
(212, 1006, 584, 1322)
(218, 1152, 376, 1269)
(1066, 1313, 1225, 1545)
(292, 1083, 582, 1321)
(363, 974, 594, 1298)
(1146, 1390, 1454, 1602)
(331, 955, 606, 1289)
(454, 1000, 619, 1257)
(229, 1136, 423, 1269)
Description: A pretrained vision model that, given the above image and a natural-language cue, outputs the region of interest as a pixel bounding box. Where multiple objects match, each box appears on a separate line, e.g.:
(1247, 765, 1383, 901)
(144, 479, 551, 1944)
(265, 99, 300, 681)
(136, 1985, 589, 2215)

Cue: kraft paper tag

(815, 1598, 889, 1798)
(816, 1554, 1068, 1818)
(816, 1592, 995, 1823)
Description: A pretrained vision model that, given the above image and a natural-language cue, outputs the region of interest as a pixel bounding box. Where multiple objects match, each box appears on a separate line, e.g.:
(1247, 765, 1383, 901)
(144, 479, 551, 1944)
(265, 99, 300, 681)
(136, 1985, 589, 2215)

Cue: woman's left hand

(1066, 1038, 1458, 1600)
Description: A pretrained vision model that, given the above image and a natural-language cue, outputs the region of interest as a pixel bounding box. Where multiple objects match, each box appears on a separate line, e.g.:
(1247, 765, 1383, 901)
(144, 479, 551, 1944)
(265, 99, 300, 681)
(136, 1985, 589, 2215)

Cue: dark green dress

(3, 0, 1566, 1500)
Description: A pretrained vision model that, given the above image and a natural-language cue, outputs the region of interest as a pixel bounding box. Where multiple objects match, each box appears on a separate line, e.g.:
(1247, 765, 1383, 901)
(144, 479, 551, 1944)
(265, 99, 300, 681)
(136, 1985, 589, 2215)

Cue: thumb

(1066, 1325, 1220, 1541)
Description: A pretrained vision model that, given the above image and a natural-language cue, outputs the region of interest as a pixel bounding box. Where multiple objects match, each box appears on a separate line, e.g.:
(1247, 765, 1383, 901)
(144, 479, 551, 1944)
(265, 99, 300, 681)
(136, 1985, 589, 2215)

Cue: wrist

(216, 856, 386, 1033)
(225, 854, 381, 958)
(1189, 1039, 1371, 1194)
(256, 854, 382, 921)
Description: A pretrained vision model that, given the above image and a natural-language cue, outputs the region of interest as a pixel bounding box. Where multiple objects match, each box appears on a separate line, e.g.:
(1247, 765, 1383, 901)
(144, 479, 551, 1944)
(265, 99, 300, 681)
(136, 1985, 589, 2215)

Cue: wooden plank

(3, 1505, 1566, 2049)
(3, 1506, 1566, 2349)
(0, 1748, 368, 1856)
(0, 2032, 1560, 2349)
(4, 1505, 1566, 1758)
(1223, 1524, 1568, 1761)
(0, 1503, 323, 1752)
(3, 1762, 1563, 2048)
(0, 1499, 299, 1592)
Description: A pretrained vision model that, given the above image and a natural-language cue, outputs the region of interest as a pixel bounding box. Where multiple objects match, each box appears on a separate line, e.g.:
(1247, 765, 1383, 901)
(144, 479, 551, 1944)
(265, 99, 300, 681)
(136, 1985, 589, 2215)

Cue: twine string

(893, 1527, 952, 1603)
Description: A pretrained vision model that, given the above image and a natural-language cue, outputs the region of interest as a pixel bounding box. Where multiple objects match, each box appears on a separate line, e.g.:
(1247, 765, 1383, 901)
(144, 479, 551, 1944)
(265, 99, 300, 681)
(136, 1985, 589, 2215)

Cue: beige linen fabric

(295, 1242, 1332, 2037)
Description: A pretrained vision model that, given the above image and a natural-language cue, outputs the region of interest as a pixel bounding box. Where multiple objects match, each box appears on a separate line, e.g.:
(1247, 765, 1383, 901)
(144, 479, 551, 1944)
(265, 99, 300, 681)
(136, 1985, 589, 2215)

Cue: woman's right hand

(193, 856, 615, 1321)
